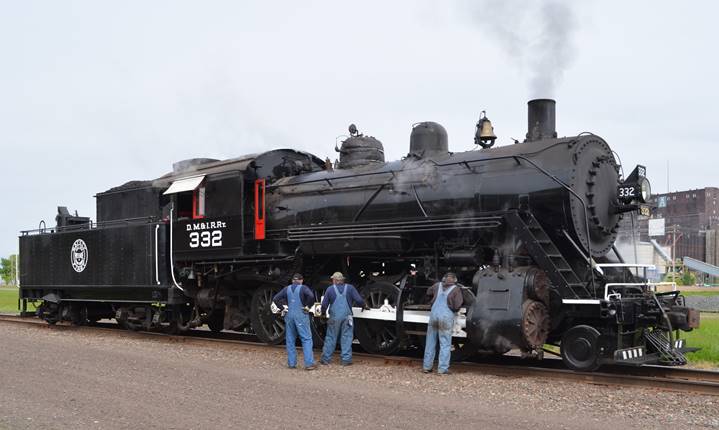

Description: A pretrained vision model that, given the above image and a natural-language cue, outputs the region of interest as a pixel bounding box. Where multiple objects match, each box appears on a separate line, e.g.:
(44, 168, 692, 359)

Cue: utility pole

(671, 224, 677, 283)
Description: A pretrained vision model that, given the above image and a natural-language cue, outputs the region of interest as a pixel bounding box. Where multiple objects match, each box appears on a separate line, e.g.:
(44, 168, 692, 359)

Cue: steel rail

(1, 314, 717, 396)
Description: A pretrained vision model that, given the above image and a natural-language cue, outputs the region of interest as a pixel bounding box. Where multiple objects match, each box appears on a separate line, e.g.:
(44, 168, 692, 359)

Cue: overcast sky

(1, 0, 717, 257)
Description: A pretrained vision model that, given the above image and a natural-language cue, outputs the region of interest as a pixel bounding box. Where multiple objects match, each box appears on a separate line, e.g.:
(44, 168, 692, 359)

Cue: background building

(615, 187, 719, 285)
(643, 187, 719, 263)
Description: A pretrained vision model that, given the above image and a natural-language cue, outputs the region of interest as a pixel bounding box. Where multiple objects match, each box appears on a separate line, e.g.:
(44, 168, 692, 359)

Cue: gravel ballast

(0, 323, 717, 429)
(685, 295, 719, 313)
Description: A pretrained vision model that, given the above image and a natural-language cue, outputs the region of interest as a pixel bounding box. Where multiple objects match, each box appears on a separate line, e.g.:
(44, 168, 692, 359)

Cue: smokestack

(526, 99, 557, 142)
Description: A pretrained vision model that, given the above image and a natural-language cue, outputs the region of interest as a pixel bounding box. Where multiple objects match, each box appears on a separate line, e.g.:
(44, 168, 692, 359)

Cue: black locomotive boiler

(19, 99, 699, 371)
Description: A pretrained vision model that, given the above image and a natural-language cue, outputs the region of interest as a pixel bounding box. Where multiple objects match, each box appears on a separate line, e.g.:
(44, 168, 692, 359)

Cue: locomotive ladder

(505, 211, 593, 299)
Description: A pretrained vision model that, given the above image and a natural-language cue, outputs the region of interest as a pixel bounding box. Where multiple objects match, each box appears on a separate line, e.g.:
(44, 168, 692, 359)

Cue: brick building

(641, 187, 719, 262)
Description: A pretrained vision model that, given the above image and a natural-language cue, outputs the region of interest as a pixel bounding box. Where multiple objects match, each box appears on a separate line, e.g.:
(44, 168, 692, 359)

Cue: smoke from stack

(462, 0, 578, 98)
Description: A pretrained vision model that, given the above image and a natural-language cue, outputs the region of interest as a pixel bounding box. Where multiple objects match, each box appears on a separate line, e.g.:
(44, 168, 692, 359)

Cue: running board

(351, 306, 468, 338)
(307, 301, 468, 338)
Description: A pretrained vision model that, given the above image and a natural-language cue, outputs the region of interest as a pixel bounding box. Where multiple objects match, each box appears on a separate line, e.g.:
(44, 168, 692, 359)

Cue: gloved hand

(270, 302, 280, 315)
(361, 305, 370, 312)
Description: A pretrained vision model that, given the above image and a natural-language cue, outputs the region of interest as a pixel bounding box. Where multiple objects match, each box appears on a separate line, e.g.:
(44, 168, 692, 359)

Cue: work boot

(340, 361, 353, 366)
(305, 365, 317, 371)
(320, 360, 329, 365)
(422, 368, 432, 374)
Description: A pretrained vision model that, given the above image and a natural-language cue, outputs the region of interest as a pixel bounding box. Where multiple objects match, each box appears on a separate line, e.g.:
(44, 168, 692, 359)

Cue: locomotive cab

(162, 149, 327, 263)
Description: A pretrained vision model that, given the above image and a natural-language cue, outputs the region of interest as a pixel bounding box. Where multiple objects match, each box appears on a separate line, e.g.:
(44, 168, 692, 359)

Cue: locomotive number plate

(618, 185, 636, 199)
(174, 216, 243, 255)
(185, 220, 227, 249)
(189, 230, 222, 248)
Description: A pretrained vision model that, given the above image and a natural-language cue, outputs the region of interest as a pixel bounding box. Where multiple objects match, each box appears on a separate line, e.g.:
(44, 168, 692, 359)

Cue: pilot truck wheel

(560, 325, 601, 372)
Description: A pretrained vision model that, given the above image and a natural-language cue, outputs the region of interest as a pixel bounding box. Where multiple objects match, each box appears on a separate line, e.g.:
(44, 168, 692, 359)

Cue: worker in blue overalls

(272, 273, 317, 370)
(422, 272, 464, 375)
(320, 272, 367, 366)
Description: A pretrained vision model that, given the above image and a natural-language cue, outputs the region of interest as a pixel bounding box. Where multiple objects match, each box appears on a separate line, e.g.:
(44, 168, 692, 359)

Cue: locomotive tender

(19, 99, 700, 371)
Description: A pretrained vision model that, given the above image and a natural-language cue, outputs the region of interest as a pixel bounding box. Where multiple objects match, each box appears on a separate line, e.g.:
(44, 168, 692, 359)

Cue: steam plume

(462, 0, 578, 98)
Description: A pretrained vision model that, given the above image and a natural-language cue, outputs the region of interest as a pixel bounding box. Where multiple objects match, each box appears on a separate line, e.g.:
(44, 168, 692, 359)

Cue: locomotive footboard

(349, 306, 469, 338)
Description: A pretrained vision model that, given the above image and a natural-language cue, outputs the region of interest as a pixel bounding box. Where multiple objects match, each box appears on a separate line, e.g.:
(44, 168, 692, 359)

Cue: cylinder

(526, 99, 557, 142)
(443, 250, 480, 265)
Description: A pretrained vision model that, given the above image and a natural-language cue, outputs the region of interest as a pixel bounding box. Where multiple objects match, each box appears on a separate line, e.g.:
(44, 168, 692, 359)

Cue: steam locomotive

(19, 99, 699, 371)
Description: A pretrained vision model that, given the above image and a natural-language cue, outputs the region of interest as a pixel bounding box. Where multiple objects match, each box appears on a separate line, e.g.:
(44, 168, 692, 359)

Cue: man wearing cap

(422, 272, 464, 375)
(320, 272, 366, 366)
(272, 273, 317, 370)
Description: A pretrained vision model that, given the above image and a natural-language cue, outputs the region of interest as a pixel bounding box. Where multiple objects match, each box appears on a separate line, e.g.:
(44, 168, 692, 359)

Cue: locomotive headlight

(639, 178, 651, 203)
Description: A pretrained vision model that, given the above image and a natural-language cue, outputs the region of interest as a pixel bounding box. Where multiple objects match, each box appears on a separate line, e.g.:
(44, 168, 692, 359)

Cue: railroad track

(2, 313, 718, 396)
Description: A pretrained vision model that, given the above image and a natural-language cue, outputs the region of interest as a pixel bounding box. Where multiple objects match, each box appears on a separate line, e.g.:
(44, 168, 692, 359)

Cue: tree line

(1, 254, 18, 286)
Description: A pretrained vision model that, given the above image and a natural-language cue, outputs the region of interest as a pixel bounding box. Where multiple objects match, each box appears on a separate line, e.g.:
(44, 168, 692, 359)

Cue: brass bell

(475, 111, 497, 148)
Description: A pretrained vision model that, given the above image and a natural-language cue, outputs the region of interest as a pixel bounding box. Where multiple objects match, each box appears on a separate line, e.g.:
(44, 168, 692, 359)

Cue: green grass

(681, 291, 719, 297)
(684, 313, 719, 367)
(0, 287, 36, 314)
(0, 288, 21, 313)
